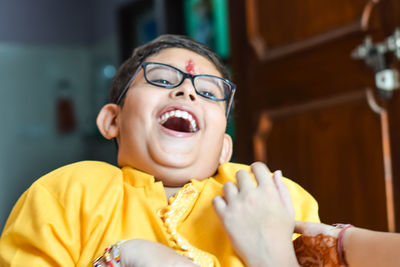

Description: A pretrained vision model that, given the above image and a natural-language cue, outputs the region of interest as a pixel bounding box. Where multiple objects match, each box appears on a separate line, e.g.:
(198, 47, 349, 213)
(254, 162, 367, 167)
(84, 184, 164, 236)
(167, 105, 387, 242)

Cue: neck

(164, 186, 182, 200)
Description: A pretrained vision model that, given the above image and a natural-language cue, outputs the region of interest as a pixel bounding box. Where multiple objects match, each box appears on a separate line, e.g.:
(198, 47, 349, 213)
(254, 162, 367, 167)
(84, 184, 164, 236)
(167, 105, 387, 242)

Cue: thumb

(294, 220, 307, 235)
(295, 221, 340, 237)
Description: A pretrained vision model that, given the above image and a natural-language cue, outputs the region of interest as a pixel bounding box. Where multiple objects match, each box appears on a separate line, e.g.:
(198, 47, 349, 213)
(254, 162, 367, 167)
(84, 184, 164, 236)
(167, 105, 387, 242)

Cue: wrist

(269, 237, 300, 267)
(93, 240, 126, 267)
(336, 224, 353, 266)
(340, 225, 356, 267)
(244, 235, 299, 267)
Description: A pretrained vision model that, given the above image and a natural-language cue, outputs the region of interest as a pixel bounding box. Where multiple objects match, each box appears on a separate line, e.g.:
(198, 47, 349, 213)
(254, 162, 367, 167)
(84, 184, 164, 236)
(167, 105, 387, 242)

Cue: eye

(200, 90, 216, 98)
(152, 79, 172, 85)
(195, 76, 225, 99)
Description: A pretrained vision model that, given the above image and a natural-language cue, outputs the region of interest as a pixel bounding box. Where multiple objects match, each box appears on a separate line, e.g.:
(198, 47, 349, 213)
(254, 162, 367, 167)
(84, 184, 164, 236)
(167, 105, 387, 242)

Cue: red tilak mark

(185, 59, 195, 74)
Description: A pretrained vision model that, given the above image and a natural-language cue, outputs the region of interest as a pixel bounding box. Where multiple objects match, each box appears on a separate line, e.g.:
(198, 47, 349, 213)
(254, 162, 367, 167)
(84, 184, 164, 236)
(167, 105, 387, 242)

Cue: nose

(170, 79, 197, 101)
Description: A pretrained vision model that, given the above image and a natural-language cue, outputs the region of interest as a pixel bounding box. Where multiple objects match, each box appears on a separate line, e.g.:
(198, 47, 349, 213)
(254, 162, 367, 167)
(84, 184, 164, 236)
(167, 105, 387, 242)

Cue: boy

(0, 35, 319, 266)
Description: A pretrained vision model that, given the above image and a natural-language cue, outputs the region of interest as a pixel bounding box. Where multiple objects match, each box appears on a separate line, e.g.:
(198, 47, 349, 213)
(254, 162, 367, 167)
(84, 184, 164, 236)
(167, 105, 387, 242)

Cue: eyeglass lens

(144, 63, 231, 101)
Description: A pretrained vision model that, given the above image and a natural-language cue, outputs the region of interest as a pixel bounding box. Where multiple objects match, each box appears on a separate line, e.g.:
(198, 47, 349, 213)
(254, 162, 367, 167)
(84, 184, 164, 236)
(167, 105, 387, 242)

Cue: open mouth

(158, 109, 199, 133)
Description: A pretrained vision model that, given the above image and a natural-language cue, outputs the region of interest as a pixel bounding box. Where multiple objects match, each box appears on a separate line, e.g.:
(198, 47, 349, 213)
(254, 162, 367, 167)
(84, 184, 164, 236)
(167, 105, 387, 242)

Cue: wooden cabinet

(229, 0, 400, 231)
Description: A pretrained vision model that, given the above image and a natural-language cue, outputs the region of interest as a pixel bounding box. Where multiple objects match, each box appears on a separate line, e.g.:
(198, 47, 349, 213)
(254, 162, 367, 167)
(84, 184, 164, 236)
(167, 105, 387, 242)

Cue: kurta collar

(120, 166, 209, 192)
(214, 162, 251, 184)
(121, 166, 157, 188)
(120, 163, 248, 191)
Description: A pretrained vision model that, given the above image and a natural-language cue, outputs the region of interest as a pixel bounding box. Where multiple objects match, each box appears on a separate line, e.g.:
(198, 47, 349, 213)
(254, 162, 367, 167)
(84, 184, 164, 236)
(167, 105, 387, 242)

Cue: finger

(236, 170, 255, 192)
(212, 196, 227, 216)
(294, 220, 307, 234)
(273, 170, 295, 219)
(176, 255, 199, 266)
(251, 162, 274, 188)
(222, 182, 238, 203)
(294, 221, 335, 236)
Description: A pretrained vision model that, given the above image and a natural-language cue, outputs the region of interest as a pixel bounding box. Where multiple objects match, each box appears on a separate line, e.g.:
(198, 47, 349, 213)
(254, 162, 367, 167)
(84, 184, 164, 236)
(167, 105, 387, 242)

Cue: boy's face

(98, 48, 232, 186)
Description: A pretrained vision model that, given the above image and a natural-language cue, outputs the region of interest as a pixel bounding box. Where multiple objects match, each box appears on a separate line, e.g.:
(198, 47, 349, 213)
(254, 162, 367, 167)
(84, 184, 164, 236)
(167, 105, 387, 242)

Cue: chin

(160, 177, 192, 187)
(152, 160, 218, 186)
(150, 148, 195, 167)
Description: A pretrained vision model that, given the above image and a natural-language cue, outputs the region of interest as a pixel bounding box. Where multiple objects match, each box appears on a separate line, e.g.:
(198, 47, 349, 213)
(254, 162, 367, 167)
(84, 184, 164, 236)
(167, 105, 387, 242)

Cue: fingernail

(274, 170, 282, 177)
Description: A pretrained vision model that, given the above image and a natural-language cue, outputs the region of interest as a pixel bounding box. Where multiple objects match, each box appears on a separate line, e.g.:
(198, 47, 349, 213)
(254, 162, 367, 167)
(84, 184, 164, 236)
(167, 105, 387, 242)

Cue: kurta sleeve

(0, 182, 79, 266)
(216, 162, 321, 224)
(283, 178, 320, 223)
(0, 161, 123, 267)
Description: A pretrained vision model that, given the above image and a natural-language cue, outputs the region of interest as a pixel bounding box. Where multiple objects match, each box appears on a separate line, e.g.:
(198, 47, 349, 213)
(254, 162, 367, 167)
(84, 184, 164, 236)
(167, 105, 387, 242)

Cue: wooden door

(229, 0, 400, 231)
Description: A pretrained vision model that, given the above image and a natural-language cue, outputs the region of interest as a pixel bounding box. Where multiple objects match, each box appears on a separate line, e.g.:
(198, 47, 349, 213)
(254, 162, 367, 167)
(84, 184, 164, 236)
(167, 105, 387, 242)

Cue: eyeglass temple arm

(225, 88, 236, 119)
(115, 67, 142, 104)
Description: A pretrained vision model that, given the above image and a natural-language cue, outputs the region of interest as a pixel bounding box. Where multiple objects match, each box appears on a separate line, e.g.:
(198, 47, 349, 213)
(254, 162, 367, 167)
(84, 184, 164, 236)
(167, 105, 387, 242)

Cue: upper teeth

(158, 110, 198, 132)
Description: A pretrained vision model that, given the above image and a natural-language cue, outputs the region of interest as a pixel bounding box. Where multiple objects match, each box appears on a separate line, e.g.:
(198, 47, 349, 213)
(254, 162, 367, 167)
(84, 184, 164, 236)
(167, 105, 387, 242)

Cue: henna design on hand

(293, 234, 345, 267)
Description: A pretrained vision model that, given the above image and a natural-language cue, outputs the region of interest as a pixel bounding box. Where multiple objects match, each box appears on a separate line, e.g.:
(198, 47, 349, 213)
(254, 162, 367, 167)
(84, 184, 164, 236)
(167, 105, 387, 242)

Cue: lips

(157, 108, 199, 133)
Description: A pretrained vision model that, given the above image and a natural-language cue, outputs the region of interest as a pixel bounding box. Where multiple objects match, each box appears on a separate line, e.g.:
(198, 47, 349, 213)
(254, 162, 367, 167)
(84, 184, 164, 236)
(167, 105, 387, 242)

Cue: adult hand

(294, 221, 345, 267)
(213, 162, 298, 267)
(120, 239, 197, 267)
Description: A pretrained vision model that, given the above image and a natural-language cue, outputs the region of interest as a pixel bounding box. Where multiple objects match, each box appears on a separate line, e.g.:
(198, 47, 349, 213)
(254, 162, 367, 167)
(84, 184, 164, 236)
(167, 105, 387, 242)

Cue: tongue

(162, 117, 192, 132)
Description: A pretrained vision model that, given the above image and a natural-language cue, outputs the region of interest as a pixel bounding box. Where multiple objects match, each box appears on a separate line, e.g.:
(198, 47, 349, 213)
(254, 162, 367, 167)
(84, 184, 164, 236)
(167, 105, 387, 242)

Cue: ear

(96, 104, 120, 140)
(219, 134, 233, 164)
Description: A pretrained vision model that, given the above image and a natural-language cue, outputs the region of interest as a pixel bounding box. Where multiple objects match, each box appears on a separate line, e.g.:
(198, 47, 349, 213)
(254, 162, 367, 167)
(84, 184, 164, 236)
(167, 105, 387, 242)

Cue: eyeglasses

(116, 62, 236, 117)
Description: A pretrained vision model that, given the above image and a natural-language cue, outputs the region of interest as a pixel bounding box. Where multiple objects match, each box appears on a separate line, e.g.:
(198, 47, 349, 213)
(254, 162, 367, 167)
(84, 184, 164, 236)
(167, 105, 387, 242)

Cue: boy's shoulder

(32, 161, 122, 197)
(216, 162, 251, 181)
(217, 162, 310, 193)
(216, 162, 319, 222)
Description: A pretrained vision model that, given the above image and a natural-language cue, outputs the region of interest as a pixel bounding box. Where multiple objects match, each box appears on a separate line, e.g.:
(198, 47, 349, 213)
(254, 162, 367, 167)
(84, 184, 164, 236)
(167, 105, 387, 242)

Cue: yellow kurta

(0, 161, 319, 266)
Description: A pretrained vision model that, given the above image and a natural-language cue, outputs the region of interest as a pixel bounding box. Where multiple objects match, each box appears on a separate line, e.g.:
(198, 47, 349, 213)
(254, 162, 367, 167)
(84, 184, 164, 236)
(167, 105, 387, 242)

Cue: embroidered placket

(158, 183, 214, 267)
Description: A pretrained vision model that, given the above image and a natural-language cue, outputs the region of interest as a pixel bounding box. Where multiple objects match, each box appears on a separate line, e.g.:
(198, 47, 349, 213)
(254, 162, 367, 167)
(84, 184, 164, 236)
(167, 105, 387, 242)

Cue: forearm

(235, 233, 299, 267)
(344, 227, 400, 267)
(253, 239, 299, 267)
(267, 238, 300, 267)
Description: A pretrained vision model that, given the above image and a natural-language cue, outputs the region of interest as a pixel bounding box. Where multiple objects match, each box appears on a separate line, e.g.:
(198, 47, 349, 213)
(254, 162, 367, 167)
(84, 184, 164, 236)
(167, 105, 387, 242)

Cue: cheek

(122, 89, 160, 124)
(121, 105, 144, 129)
(119, 103, 150, 143)
(207, 99, 226, 117)
(205, 109, 227, 140)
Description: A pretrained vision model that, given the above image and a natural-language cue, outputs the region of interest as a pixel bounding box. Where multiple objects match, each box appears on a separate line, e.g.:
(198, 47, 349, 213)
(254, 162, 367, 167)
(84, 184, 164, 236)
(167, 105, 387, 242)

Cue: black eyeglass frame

(115, 62, 236, 118)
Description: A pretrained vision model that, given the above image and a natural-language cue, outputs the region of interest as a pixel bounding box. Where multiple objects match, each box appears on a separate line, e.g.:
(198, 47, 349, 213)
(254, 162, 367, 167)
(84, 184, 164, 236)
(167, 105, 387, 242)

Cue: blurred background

(0, 0, 232, 232)
(1, 0, 400, 235)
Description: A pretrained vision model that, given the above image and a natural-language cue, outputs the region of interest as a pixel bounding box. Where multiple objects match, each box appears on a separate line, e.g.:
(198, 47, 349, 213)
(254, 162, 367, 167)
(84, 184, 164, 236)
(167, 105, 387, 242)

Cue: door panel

(256, 0, 367, 46)
(260, 90, 386, 229)
(229, 0, 400, 231)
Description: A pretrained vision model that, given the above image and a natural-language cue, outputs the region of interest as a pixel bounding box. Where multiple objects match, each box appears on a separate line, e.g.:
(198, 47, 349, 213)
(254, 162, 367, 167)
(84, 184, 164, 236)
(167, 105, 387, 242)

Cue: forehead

(145, 48, 222, 76)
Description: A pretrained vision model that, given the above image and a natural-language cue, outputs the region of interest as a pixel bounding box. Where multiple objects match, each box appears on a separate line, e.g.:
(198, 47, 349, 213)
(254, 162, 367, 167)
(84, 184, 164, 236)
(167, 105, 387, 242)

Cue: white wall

(0, 0, 132, 231)
(0, 43, 94, 229)
(0, 0, 93, 44)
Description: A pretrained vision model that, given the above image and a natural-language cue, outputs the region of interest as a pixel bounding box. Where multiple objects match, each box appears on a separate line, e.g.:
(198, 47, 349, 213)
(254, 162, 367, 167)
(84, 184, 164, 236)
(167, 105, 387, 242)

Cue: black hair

(110, 34, 230, 105)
